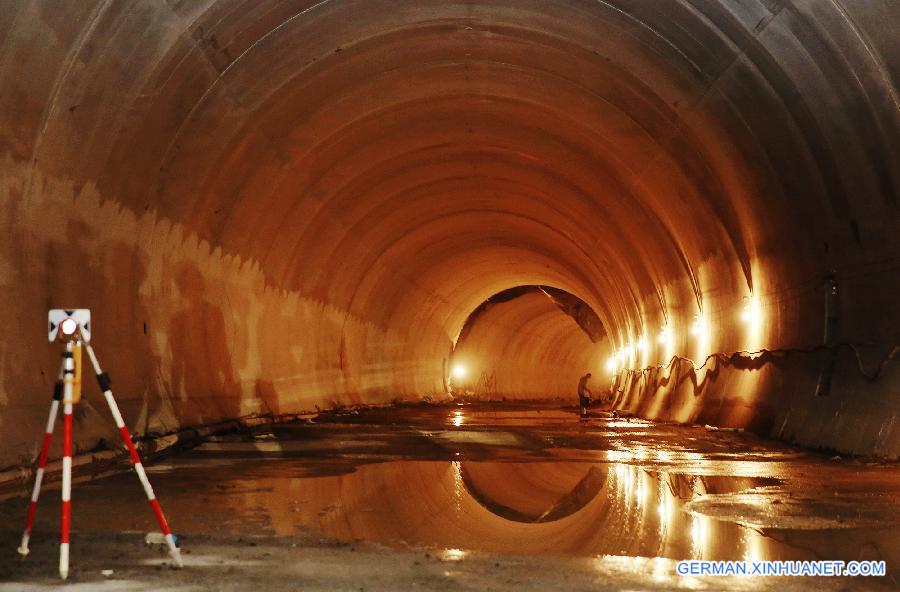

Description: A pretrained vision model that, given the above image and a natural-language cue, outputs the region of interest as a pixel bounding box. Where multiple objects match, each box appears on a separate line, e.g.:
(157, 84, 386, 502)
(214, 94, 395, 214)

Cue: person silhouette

(169, 264, 240, 422)
(577, 373, 593, 417)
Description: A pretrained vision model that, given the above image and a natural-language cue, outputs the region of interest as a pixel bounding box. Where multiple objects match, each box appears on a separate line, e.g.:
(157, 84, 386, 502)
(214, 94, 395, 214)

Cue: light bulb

(741, 296, 761, 325)
(605, 356, 618, 373)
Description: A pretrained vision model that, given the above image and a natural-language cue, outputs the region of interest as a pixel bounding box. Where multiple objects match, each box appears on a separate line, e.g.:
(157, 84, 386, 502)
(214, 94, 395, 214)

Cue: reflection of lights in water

(691, 514, 710, 559)
(657, 475, 675, 543)
(682, 451, 704, 468)
(606, 420, 636, 429)
(452, 410, 464, 427)
(743, 527, 765, 563)
(607, 450, 629, 463)
(657, 473, 683, 549)
(636, 472, 648, 506)
(614, 464, 638, 511)
(606, 446, 658, 464)
(615, 464, 632, 488)
(654, 449, 672, 463)
(451, 461, 463, 512)
(441, 548, 467, 561)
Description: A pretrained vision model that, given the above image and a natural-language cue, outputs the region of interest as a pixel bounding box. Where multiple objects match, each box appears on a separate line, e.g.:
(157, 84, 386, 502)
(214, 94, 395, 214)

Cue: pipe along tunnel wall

(0, 0, 898, 468)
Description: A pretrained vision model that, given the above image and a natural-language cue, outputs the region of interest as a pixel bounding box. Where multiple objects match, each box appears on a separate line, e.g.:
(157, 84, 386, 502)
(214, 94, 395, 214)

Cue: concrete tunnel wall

(0, 0, 898, 467)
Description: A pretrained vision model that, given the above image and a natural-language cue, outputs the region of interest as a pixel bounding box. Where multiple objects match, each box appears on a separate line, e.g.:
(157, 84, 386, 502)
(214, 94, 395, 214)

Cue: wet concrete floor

(1, 403, 898, 590)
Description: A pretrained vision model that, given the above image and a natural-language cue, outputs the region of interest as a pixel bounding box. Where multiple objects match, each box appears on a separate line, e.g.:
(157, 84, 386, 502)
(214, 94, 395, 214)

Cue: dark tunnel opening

(448, 285, 608, 400)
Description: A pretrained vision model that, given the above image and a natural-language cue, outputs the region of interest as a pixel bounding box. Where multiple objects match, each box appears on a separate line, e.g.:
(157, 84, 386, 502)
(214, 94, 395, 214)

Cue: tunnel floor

(1, 404, 898, 590)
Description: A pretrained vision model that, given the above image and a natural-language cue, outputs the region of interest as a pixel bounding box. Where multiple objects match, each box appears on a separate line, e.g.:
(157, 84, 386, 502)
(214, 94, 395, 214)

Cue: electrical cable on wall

(611, 342, 899, 390)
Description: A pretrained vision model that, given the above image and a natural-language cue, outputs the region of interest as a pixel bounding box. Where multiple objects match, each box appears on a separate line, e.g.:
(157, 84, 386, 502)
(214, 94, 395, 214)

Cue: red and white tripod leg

(85, 345, 183, 568)
(17, 362, 65, 557)
(59, 342, 74, 580)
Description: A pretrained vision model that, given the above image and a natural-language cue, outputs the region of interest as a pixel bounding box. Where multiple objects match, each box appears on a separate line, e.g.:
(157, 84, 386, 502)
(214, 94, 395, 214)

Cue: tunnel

(0, 1, 898, 589)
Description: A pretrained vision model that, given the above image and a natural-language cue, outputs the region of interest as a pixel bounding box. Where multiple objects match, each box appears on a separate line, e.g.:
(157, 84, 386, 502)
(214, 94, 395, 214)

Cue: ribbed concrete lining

(0, 0, 897, 465)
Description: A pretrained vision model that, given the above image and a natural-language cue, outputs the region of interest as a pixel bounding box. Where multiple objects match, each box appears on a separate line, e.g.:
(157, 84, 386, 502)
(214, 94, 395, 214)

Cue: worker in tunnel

(577, 372, 593, 417)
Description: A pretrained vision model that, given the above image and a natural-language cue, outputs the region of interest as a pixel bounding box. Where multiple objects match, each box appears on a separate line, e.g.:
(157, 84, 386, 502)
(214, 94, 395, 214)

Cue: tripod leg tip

(170, 548, 184, 568)
(18, 532, 31, 557)
(60, 542, 69, 579)
(164, 534, 184, 568)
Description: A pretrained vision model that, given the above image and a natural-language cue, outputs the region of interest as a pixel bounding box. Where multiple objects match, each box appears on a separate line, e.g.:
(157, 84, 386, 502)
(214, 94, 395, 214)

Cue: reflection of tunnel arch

(56, 457, 801, 560)
(460, 462, 607, 523)
(0, 1, 897, 463)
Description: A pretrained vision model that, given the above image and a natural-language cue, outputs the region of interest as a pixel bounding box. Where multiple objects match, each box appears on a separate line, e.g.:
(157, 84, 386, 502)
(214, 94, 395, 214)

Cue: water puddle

(1, 405, 897, 572)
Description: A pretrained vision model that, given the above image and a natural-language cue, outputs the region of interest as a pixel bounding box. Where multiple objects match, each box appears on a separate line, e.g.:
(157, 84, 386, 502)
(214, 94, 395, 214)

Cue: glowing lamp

(658, 326, 672, 345)
(605, 356, 618, 374)
(689, 315, 707, 337)
(741, 297, 761, 324)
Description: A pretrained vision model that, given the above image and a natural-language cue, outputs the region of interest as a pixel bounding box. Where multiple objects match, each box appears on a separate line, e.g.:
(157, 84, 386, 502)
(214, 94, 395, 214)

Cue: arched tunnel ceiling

(0, 0, 898, 462)
(15, 0, 896, 335)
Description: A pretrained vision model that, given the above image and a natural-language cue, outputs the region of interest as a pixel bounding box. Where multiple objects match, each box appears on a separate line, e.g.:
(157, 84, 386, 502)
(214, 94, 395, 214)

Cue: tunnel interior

(1, 2, 900, 587)
(0, 0, 900, 466)
(0, 0, 898, 466)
